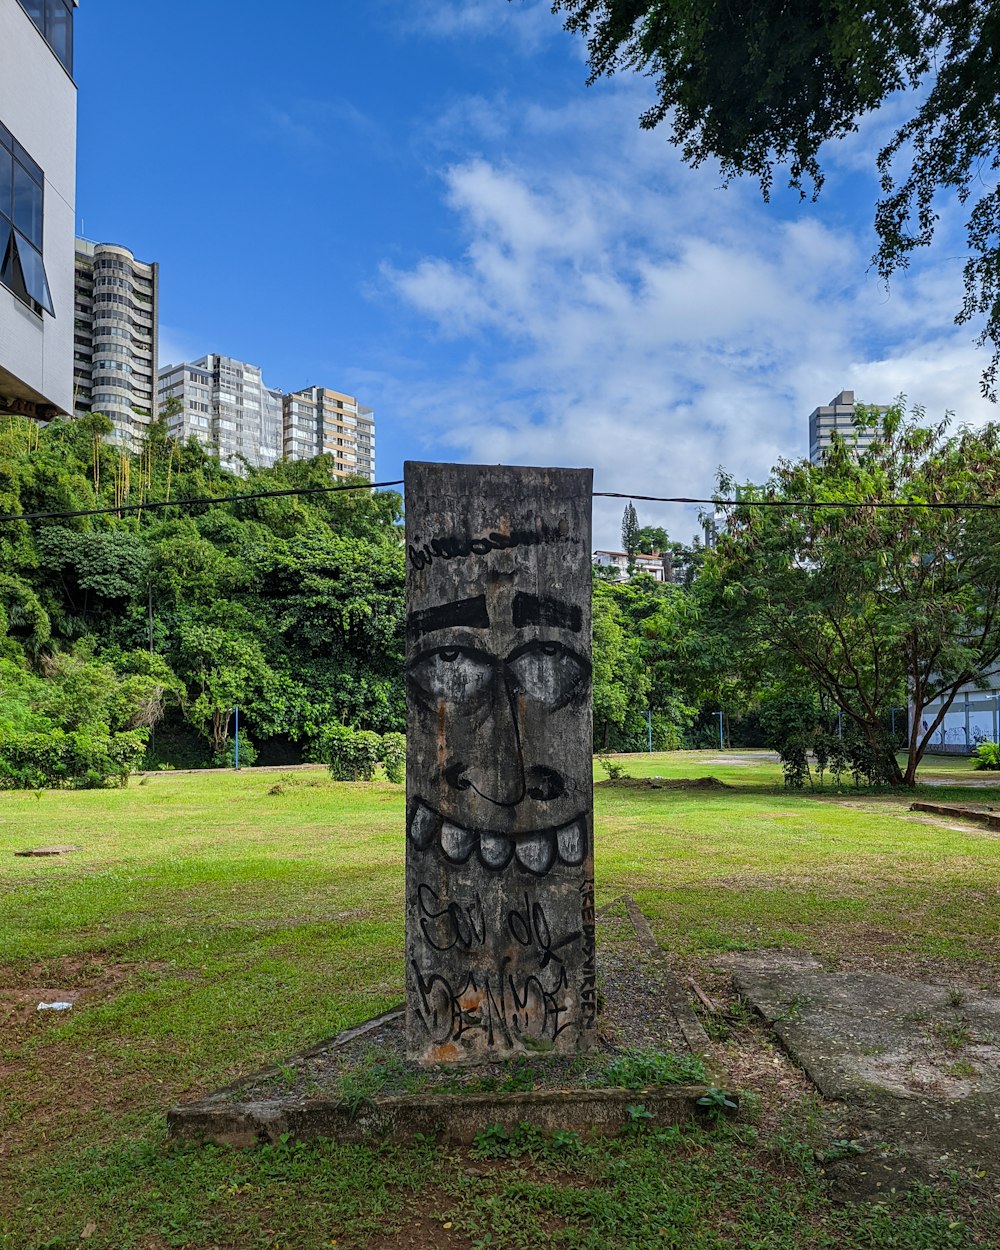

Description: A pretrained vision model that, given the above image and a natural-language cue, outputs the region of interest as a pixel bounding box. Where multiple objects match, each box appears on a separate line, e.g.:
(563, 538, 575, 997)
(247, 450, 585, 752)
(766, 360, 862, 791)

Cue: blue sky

(75, 1, 995, 546)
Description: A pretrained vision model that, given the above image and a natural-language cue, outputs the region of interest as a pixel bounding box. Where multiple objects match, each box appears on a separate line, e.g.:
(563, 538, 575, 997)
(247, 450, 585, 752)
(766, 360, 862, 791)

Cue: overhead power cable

(592, 492, 1000, 510)
(1, 482, 999, 525)
(0, 479, 406, 524)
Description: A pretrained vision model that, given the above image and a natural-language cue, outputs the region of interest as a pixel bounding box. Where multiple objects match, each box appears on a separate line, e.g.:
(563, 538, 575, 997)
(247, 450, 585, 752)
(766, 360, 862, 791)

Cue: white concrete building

(0, 0, 77, 420)
(158, 354, 282, 471)
(916, 674, 1000, 755)
(593, 549, 672, 582)
(73, 239, 159, 449)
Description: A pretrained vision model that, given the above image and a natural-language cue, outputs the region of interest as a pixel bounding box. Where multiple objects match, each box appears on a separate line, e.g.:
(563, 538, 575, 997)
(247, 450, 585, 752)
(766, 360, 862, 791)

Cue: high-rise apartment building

(0, 0, 77, 422)
(808, 389, 888, 464)
(282, 386, 375, 480)
(73, 239, 158, 449)
(158, 354, 282, 471)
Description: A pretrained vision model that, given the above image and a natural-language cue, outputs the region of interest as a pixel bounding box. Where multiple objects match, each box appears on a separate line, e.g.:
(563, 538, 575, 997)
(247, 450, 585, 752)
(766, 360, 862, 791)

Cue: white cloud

(379, 81, 997, 546)
(400, 0, 560, 52)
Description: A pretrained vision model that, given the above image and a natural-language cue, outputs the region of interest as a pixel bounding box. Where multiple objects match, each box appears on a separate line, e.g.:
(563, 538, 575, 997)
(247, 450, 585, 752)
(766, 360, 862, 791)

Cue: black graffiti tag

(508, 893, 582, 969)
(407, 519, 573, 571)
(409, 958, 573, 1046)
(579, 877, 598, 1030)
(416, 883, 487, 952)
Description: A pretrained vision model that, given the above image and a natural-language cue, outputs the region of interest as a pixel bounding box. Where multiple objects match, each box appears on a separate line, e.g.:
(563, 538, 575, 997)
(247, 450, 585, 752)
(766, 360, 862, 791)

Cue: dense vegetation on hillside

(0, 414, 707, 783)
(0, 413, 406, 781)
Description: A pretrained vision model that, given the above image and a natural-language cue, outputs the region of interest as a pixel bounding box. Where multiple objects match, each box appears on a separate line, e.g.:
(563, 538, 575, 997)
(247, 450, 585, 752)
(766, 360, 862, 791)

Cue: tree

(621, 501, 639, 574)
(704, 403, 1000, 785)
(551, 1, 1000, 397)
(592, 578, 648, 748)
(635, 524, 669, 554)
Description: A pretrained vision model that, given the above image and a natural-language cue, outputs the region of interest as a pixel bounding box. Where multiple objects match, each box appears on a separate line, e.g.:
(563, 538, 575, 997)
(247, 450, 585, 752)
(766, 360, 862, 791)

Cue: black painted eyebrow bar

(513, 592, 582, 633)
(408, 595, 490, 641)
(408, 592, 583, 641)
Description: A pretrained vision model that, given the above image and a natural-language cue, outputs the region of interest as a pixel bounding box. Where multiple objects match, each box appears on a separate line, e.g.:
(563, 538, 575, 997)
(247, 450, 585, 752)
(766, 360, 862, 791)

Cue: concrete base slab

(168, 896, 728, 1148)
(727, 952, 1000, 1176)
(168, 1081, 714, 1149)
(910, 801, 1000, 836)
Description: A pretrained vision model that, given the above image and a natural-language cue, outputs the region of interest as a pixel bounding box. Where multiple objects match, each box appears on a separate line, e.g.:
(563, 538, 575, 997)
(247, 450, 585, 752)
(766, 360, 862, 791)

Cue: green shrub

(319, 724, 382, 781)
(597, 753, 631, 781)
(0, 726, 147, 789)
(973, 740, 1000, 770)
(381, 731, 406, 783)
(600, 1048, 706, 1089)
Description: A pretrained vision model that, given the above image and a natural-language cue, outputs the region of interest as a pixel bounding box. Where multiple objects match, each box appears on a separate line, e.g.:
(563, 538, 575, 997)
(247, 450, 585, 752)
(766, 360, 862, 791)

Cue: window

(17, 0, 74, 75)
(0, 124, 53, 316)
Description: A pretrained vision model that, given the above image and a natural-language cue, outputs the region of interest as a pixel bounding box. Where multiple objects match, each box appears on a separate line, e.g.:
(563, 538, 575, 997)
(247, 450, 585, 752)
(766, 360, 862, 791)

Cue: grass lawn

(1, 753, 999, 1249)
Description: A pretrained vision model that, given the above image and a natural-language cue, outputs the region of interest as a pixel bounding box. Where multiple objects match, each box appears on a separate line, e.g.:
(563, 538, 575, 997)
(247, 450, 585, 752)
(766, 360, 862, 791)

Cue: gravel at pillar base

(404, 462, 596, 1064)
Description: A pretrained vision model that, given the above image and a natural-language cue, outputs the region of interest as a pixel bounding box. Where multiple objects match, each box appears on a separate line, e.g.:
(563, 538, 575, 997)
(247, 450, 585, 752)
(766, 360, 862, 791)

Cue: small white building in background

(593, 549, 672, 582)
(916, 674, 1000, 755)
(0, 0, 77, 421)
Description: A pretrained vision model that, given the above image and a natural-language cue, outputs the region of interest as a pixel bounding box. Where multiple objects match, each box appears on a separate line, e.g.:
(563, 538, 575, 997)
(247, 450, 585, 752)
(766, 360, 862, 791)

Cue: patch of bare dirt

(351, 1192, 472, 1249)
(1, 954, 163, 991)
(671, 956, 819, 1139)
(0, 956, 189, 1158)
(906, 814, 1000, 838)
(0, 956, 170, 1032)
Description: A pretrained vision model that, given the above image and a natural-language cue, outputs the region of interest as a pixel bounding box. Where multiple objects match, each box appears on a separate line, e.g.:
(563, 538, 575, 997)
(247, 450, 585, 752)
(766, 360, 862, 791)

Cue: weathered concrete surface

(910, 801, 1000, 834)
(728, 952, 1000, 1175)
(167, 893, 728, 1148)
(404, 463, 595, 1063)
(168, 1083, 713, 1149)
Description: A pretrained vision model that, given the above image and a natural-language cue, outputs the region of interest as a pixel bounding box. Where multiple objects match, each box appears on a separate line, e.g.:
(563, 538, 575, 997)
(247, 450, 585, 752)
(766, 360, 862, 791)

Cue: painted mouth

(407, 799, 588, 876)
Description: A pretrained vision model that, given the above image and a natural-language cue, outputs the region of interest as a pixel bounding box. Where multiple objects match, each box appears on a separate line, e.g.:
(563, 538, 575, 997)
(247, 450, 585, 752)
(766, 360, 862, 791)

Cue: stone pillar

(404, 462, 596, 1064)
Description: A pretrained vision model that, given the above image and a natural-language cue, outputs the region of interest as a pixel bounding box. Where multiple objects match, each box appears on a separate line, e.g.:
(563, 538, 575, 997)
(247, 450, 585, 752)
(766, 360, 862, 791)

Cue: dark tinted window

(12, 139, 42, 185)
(15, 234, 54, 314)
(17, 0, 73, 75)
(12, 163, 43, 248)
(0, 123, 52, 316)
(0, 146, 11, 220)
(46, 0, 72, 72)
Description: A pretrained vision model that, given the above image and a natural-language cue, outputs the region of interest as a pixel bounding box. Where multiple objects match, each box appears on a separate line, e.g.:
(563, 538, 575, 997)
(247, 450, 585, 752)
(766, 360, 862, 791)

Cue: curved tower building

(73, 238, 158, 449)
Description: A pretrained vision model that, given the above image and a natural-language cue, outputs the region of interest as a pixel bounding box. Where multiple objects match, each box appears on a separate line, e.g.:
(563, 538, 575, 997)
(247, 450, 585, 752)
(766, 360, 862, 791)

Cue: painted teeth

(478, 831, 514, 870)
(440, 820, 477, 863)
(407, 802, 439, 850)
(514, 831, 556, 876)
(408, 799, 588, 873)
(555, 818, 586, 866)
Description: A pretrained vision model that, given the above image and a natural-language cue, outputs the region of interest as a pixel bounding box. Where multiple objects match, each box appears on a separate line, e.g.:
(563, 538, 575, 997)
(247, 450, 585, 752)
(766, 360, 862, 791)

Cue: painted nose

(465, 675, 527, 807)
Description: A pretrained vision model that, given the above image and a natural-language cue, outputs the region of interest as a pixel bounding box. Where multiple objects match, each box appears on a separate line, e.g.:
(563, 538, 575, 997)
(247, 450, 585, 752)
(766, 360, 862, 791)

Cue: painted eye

(407, 646, 496, 706)
(506, 641, 590, 709)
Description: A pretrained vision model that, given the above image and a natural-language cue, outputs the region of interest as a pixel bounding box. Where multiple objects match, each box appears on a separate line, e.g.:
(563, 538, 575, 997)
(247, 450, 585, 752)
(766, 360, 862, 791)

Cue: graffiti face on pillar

(404, 462, 595, 1063)
(406, 589, 592, 877)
